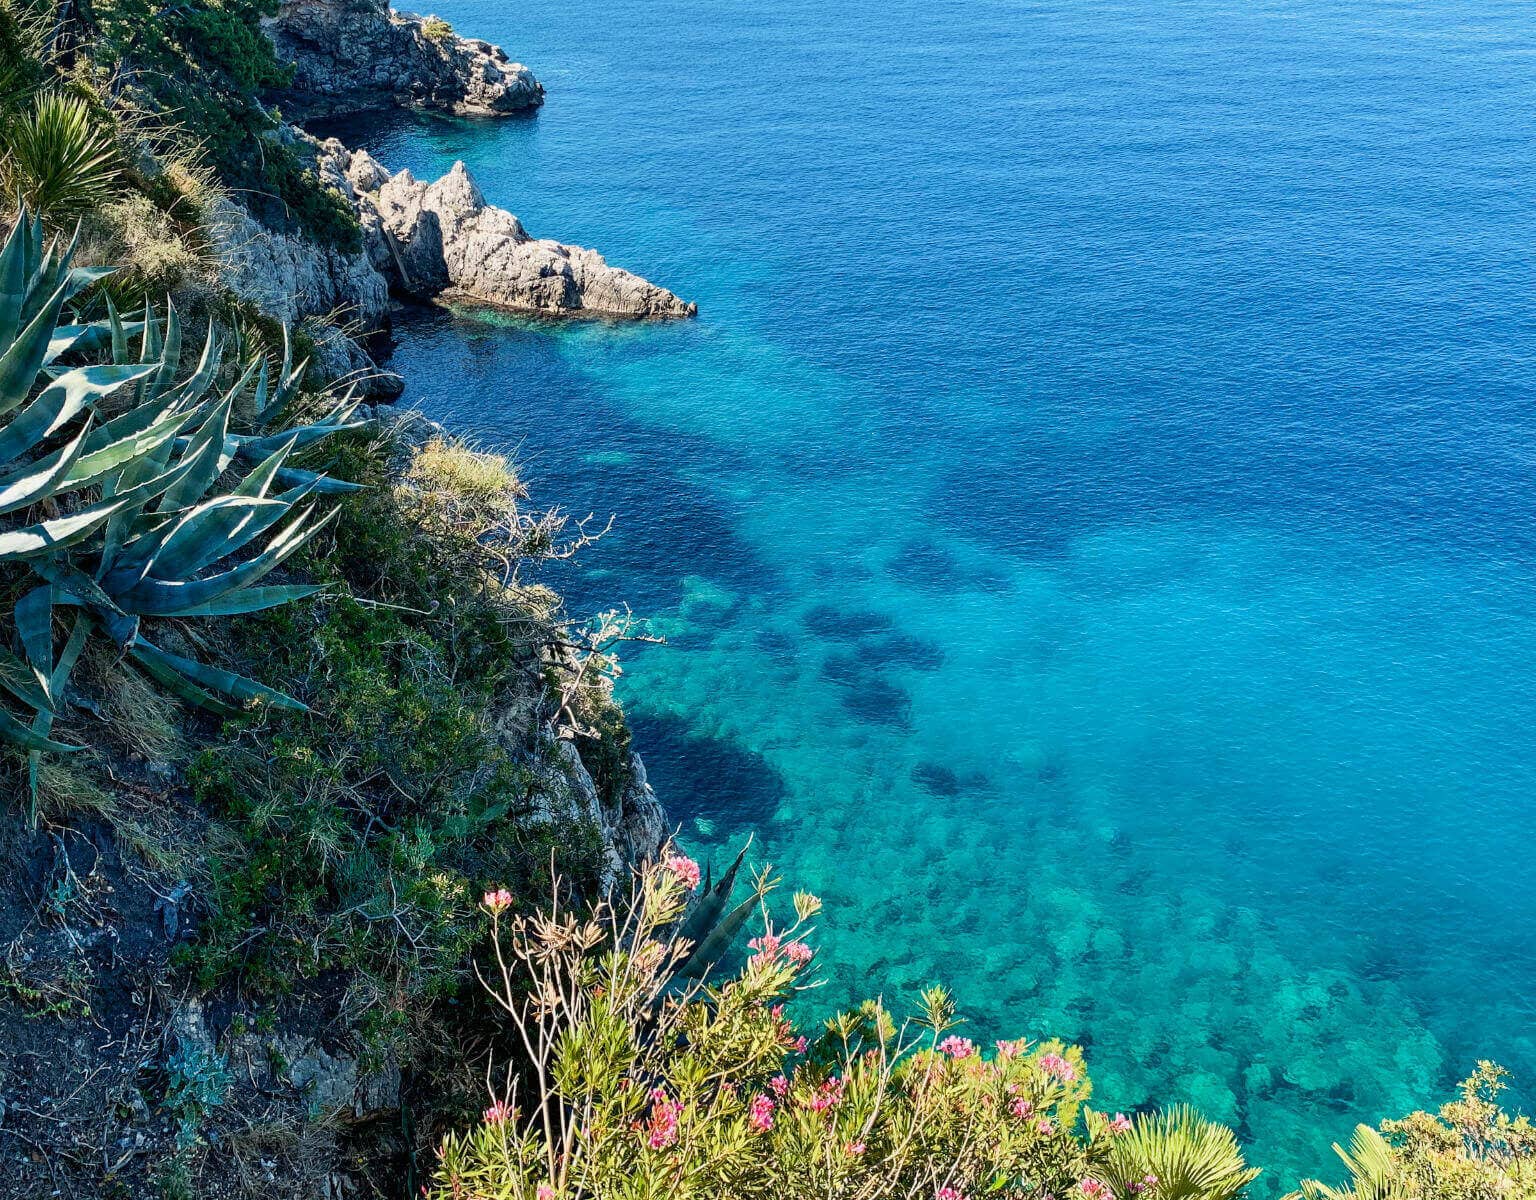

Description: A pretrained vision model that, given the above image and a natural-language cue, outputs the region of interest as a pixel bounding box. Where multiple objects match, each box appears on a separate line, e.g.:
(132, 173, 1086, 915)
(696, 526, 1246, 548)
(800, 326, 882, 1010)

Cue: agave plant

(676, 839, 774, 979)
(2, 90, 120, 218)
(0, 208, 366, 804)
(1100, 1105, 1262, 1200)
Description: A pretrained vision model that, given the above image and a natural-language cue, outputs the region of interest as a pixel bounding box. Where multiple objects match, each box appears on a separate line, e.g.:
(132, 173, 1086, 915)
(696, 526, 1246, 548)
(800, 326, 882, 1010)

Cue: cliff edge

(264, 0, 544, 117)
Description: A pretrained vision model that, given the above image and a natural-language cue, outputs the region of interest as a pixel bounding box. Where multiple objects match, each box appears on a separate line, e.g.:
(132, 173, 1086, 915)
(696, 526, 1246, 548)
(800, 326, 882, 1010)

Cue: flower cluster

(481, 888, 513, 913)
(645, 1088, 682, 1150)
(663, 853, 701, 891)
(428, 852, 1226, 1200)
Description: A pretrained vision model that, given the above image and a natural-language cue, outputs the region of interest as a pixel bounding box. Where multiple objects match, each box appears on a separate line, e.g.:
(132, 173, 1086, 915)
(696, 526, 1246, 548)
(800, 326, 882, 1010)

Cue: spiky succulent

(0, 209, 368, 803)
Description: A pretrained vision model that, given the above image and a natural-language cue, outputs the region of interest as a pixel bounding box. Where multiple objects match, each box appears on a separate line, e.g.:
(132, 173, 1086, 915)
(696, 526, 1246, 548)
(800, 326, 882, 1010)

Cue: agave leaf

(0, 703, 81, 753)
(272, 465, 364, 495)
(0, 362, 153, 468)
(25, 613, 91, 792)
(105, 294, 127, 363)
(159, 583, 325, 619)
(33, 558, 124, 615)
(45, 316, 145, 366)
(158, 389, 236, 513)
(234, 434, 299, 500)
(64, 265, 113, 300)
(14, 584, 55, 698)
(154, 302, 181, 395)
(0, 271, 71, 418)
(678, 890, 761, 979)
(232, 420, 371, 461)
(126, 639, 241, 719)
(140, 301, 160, 364)
(0, 215, 30, 349)
(0, 417, 93, 515)
(119, 503, 338, 615)
(134, 494, 290, 584)
(131, 637, 306, 712)
(67, 396, 203, 488)
(0, 646, 50, 712)
(679, 839, 752, 946)
(0, 458, 193, 562)
(164, 320, 220, 406)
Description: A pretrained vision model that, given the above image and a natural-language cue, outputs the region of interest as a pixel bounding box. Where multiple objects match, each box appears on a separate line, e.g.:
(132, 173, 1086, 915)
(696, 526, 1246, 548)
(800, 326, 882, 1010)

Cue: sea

(325, 0, 1536, 1188)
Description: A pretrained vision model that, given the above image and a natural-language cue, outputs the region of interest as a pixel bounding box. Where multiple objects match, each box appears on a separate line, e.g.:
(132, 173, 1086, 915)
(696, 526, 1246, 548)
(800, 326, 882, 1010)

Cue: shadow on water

(627, 711, 789, 836)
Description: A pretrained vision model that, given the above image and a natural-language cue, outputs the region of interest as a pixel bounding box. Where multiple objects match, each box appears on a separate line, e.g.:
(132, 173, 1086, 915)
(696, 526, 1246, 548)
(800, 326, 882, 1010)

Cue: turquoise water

(336, 0, 1536, 1188)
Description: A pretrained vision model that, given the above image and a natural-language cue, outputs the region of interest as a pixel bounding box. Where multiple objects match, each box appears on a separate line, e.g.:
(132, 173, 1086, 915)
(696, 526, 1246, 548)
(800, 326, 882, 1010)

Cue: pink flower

(937, 1035, 975, 1059)
(1109, 1112, 1133, 1134)
(536, 1188, 556, 1200)
(995, 1039, 1025, 1059)
(804, 1076, 846, 1112)
(1037, 1118, 1056, 1134)
(645, 1088, 682, 1150)
(793, 1036, 809, 1053)
(1079, 1181, 1111, 1200)
(1038, 1052, 1077, 1083)
(748, 1093, 775, 1133)
(483, 1100, 510, 1124)
(1128, 1176, 1159, 1196)
(747, 933, 782, 967)
(664, 854, 701, 890)
(845, 1140, 866, 1157)
(1010, 1097, 1033, 1118)
(769, 1074, 790, 1097)
(784, 940, 814, 965)
(481, 888, 513, 913)
(936, 1189, 967, 1200)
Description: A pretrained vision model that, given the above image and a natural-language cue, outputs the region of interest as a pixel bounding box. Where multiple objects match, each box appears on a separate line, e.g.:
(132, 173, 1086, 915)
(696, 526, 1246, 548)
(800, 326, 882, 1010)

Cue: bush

(428, 855, 1239, 1200)
(1287, 1063, 1536, 1200)
(421, 15, 454, 42)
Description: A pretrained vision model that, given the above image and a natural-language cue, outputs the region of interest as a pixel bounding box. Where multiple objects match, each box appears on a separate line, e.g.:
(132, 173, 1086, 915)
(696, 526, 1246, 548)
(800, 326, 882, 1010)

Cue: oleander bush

(428, 854, 1240, 1200)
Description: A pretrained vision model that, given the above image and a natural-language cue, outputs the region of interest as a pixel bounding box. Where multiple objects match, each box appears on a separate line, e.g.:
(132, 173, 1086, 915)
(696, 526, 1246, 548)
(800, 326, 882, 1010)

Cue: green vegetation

(176, 433, 616, 1055)
(2, 91, 120, 217)
(0, 213, 356, 807)
(431, 855, 1250, 1200)
(80, 0, 361, 248)
(421, 15, 455, 42)
(1287, 1064, 1536, 1200)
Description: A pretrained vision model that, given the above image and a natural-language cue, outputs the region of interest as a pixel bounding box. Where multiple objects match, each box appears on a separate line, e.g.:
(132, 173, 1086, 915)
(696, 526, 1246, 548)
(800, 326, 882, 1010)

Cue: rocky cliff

(264, 0, 544, 118)
(211, 4, 695, 393)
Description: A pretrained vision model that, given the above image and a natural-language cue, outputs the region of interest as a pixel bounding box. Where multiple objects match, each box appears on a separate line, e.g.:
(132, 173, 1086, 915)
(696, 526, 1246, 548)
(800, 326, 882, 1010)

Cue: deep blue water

(336, 0, 1536, 1188)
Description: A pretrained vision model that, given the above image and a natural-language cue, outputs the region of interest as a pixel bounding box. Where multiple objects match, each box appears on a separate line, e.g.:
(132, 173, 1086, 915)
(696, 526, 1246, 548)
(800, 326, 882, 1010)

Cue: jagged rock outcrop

(206, 191, 403, 394)
(264, 0, 543, 117)
(324, 141, 697, 319)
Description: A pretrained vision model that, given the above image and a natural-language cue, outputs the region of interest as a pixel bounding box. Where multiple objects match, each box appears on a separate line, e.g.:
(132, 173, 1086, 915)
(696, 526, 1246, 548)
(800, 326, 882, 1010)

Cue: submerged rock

(264, 0, 544, 118)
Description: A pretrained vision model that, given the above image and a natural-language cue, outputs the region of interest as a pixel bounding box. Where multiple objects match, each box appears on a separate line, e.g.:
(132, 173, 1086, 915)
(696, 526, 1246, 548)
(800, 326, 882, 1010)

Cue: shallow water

(338, 0, 1536, 1187)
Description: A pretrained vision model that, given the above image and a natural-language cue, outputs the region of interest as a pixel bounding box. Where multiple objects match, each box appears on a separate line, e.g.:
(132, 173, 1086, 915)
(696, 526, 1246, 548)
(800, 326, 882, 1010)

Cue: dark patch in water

(802, 604, 895, 641)
(909, 761, 994, 797)
(820, 652, 913, 728)
(626, 711, 787, 834)
(885, 538, 1010, 594)
(863, 632, 946, 671)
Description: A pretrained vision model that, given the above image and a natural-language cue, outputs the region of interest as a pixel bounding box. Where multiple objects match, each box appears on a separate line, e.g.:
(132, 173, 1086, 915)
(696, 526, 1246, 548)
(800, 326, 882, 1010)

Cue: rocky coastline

(216, 0, 694, 394)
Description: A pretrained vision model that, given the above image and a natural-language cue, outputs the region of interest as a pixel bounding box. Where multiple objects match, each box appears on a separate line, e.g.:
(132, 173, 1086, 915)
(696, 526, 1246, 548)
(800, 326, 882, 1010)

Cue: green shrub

(1287, 1063, 1536, 1200)
(421, 15, 454, 42)
(2, 90, 121, 218)
(428, 855, 1231, 1200)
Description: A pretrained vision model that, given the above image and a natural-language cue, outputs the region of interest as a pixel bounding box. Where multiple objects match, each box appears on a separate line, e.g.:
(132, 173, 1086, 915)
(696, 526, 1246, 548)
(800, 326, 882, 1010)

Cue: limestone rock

(330, 147, 696, 319)
(264, 0, 543, 118)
